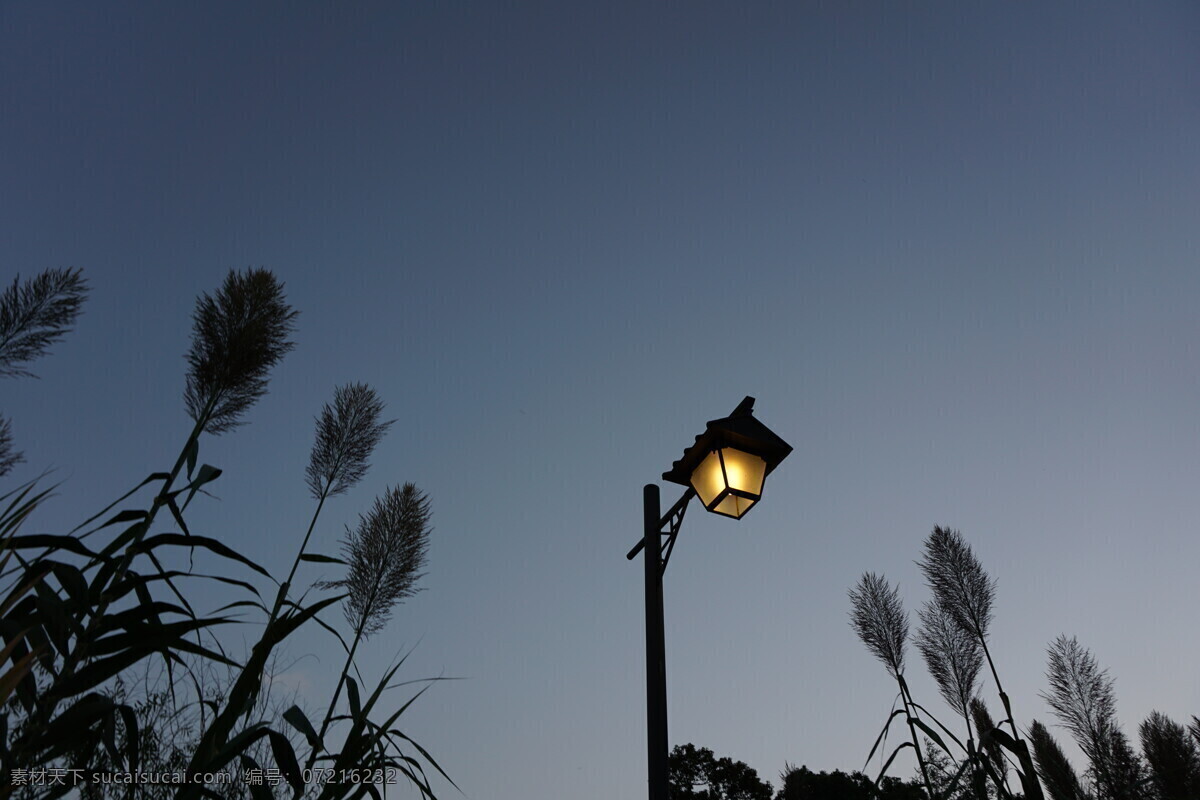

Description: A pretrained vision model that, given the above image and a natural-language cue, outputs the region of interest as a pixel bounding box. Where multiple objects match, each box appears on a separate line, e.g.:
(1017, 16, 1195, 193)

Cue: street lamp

(627, 396, 792, 800)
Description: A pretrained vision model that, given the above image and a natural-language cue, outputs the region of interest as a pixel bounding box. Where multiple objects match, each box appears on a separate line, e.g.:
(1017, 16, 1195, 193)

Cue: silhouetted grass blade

(268, 729, 305, 794)
(133, 533, 270, 577)
(874, 742, 914, 787)
(300, 552, 348, 565)
(865, 708, 906, 768)
(284, 704, 321, 749)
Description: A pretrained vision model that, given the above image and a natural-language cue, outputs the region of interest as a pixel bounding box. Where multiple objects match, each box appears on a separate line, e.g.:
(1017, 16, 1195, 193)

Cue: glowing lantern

(661, 396, 792, 519)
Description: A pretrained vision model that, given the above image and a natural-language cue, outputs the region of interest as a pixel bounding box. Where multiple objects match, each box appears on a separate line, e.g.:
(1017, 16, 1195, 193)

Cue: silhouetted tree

(878, 775, 930, 800)
(775, 764, 925, 800)
(776, 764, 872, 800)
(668, 743, 772, 800)
(1138, 711, 1200, 800)
(923, 736, 988, 800)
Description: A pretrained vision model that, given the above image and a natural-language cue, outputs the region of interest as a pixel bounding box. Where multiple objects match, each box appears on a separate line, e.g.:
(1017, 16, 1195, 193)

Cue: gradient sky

(4, 3, 1200, 798)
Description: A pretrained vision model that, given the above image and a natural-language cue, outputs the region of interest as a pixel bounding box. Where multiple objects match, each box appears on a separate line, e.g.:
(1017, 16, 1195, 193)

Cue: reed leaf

(907, 701, 969, 755)
(131, 533, 270, 578)
(283, 704, 321, 749)
(179, 594, 344, 796)
(873, 742, 914, 787)
(864, 706, 906, 769)
(315, 660, 447, 799)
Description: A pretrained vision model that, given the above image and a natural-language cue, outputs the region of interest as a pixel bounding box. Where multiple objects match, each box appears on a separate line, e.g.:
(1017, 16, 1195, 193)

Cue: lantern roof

(661, 396, 793, 487)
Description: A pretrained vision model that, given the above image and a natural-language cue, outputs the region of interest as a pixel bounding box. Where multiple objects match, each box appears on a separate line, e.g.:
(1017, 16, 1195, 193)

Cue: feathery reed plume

(918, 528, 1044, 799)
(917, 527, 994, 644)
(1042, 636, 1115, 770)
(309, 484, 431, 766)
(251, 384, 393, 716)
(917, 528, 1019, 729)
(1192, 717, 1200, 749)
(0, 267, 89, 378)
(1139, 711, 1200, 800)
(270, 383, 393, 622)
(916, 598, 989, 799)
(971, 698, 1008, 789)
(916, 599, 983, 722)
(1029, 720, 1089, 800)
(329, 483, 431, 637)
(1102, 728, 1148, 800)
(1042, 635, 1144, 799)
(848, 573, 934, 795)
(183, 268, 298, 434)
(305, 383, 394, 499)
(0, 415, 22, 478)
(849, 572, 909, 680)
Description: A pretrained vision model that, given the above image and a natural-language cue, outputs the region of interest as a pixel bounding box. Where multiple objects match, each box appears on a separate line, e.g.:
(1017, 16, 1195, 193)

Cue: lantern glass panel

(690, 450, 726, 507)
(718, 448, 767, 498)
(712, 494, 756, 519)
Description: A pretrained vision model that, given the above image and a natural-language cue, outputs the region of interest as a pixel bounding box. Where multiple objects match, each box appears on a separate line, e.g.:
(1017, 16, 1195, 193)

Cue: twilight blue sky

(3, 2, 1200, 798)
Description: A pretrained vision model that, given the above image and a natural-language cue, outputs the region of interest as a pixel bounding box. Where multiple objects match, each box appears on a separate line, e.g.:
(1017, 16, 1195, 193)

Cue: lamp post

(627, 396, 792, 800)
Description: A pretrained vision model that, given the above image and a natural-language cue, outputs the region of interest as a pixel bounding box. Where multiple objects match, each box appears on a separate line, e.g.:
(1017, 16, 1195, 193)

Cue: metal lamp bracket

(626, 486, 695, 574)
(657, 487, 693, 573)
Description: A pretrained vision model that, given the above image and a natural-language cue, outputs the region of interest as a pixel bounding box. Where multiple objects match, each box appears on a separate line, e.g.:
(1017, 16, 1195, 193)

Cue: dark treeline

(668, 743, 925, 799)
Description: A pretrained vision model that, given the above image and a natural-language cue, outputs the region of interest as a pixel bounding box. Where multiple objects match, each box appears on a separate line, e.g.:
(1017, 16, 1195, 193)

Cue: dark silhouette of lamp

(627, 396, 792, 800)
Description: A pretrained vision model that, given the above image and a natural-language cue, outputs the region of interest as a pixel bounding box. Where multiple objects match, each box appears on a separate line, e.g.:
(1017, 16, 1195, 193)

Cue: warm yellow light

(712, 494, 756, 518)
(717, 447, 766, 497)
(691, 450, 727, 508)
(688, 447, 768, 519)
